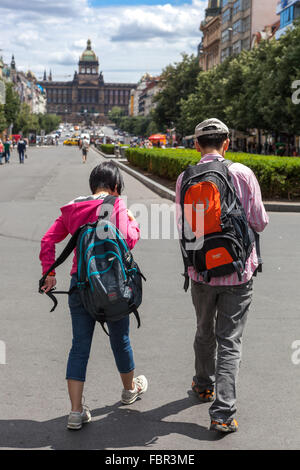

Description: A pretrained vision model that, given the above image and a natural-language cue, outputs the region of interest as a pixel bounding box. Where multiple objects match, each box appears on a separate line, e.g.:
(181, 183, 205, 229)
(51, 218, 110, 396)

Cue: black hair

(197, 126, 229, 150)
(89, 161, 124, 195)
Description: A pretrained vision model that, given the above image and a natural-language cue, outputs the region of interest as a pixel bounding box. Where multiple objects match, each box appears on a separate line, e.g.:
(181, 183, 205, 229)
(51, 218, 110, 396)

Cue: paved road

(0, 145, 300, 450)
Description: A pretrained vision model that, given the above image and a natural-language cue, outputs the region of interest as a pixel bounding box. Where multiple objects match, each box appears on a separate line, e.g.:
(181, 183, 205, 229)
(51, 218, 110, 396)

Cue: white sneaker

(67, 405, 92, 430)
(121, 375, 148, 405)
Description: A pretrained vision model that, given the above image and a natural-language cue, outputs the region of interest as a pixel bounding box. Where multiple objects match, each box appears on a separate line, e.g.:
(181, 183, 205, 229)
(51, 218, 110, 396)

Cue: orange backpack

(179, 160, 259, 288)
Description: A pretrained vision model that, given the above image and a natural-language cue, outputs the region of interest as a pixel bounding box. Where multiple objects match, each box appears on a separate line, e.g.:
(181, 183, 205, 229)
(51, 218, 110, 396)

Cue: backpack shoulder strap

(222, 159, 233, 169)
(39, 224, 83, 291)
(98, 195, 117, 220)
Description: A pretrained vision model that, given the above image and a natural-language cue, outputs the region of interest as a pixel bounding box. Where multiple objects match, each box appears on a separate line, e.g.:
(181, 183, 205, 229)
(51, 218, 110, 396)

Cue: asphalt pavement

(0, 145, 300, 450)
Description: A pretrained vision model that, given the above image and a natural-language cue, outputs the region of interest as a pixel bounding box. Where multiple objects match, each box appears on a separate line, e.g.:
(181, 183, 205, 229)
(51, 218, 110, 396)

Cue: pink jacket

(40, 196, 140, 276)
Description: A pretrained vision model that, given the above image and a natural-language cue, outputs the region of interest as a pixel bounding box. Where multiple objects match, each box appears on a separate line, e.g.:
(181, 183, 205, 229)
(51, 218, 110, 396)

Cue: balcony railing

(276, 0, 300, 15)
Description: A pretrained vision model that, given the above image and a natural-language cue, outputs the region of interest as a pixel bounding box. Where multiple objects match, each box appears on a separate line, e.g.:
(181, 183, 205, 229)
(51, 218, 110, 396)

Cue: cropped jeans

(66, 275, 135, 382)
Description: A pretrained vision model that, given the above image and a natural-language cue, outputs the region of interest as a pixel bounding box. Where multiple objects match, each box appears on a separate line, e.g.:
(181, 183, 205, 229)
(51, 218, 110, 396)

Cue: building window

(222, 28, 231, 42)
(222, 8, 231, 23)
(221, 47, 231, 62)
(233, 19, 242, 35)
(242, 0, 251, 10)
(232, 40, 242, 55)
(242, 37, 250, 50)
(233, 0, 241, 16)
(280, 6, 294, 28)
(242, 15, 250, 33)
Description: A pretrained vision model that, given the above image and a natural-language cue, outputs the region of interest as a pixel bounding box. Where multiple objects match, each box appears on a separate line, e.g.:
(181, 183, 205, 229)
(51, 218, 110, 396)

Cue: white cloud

(0, 0, 206, 83)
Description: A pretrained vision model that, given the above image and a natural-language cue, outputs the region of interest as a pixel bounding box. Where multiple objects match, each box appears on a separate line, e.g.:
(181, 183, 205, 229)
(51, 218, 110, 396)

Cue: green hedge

(99, 144, 115, 155)
(125, 148, 300, 200)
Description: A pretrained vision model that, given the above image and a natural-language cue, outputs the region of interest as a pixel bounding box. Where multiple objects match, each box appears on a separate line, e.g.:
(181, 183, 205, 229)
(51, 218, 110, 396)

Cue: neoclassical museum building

(39, 40, 136, 123)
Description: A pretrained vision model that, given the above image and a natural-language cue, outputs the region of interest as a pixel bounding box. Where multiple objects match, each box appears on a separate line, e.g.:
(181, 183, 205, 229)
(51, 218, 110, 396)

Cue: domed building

(40, 40, 137, 123)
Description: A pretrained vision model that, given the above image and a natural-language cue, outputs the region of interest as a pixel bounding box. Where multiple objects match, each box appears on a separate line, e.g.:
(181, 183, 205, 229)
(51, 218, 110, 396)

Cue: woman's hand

(127, 209, 136, 222)
(41, 276, 57, 293)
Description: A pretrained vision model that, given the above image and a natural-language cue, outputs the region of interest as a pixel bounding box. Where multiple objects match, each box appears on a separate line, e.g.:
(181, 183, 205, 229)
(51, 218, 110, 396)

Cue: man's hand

(41, 276, 57, 294)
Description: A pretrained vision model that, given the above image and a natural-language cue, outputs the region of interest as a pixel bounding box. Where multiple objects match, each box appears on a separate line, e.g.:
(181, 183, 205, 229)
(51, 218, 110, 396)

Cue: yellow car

(63, 138, 79, 146)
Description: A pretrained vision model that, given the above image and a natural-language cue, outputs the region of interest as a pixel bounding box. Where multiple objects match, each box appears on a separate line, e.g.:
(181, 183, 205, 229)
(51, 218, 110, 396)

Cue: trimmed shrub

(125, 148, 300, 200)
(99, 144, 115, 155)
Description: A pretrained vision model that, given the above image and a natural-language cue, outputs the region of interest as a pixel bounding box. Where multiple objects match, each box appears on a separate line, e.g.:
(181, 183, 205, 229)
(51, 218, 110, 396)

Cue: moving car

(63, 138, 79, 146)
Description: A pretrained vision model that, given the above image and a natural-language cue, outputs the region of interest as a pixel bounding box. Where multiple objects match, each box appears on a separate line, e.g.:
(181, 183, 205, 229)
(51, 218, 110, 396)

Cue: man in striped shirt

(176, 118, 269, 433)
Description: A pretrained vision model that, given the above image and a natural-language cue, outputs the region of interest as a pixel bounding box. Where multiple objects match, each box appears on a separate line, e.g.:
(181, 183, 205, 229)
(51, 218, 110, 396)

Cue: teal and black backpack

(39, 195, 145, 334)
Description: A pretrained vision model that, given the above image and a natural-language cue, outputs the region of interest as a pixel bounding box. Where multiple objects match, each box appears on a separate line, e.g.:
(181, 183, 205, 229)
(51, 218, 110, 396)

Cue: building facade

(220, 0, 278, 62)
(275, 0, 300, 39)
(40, 40, 136, 123)
(138, 77, 160, 116)
(1, 56, 47, 114)
(199, 0, 222, 71)
(128, 74, 159, 117)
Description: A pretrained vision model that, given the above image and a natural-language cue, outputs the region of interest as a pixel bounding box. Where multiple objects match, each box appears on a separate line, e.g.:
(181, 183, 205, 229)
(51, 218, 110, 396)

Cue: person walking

(0, 140, 4, 165)
(17, 137, 26, 164)
(39, 161, 148, 430)
(81, 137, 89, 163)
(176, 118, 269, 433)
(4, 138, 12, 163)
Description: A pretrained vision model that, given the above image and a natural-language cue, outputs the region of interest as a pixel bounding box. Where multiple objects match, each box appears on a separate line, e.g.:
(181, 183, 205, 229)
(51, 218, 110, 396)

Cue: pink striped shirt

(176, 153, 269, 286)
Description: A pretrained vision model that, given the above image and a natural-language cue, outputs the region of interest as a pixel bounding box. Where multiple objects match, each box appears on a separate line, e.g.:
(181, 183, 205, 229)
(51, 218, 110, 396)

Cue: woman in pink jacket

(40, 161, 148, 430)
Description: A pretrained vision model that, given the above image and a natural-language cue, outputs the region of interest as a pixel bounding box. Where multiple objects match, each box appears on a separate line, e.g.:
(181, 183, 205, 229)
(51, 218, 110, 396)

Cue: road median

(93, 146, 300, 212)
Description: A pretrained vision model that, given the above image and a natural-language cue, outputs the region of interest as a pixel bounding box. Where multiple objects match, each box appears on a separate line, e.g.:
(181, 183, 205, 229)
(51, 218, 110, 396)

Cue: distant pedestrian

(4, 139, 12, 163)
(17, 137, 26, 164)
(39, 161, 147, 430)
(0, 140, 4, 165)
(176, 118, 269, 433)
(81, 137, 89, 163)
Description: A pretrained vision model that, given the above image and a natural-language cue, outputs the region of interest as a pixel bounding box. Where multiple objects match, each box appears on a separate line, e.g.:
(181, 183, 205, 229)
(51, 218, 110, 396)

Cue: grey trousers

(191, 279, 253, 423)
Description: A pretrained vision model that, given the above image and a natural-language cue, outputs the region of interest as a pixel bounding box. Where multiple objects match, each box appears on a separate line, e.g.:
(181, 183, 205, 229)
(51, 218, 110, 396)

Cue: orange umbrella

(148, 134, 167, 144)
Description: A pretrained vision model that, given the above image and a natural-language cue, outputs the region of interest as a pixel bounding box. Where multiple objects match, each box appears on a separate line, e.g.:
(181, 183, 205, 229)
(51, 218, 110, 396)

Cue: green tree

(257, 20, 300, 137)
(38, 114, 61, 134)
(178, 59, 230, 136)
(146, 120, 159, 136)
(108, 106, 124, 128)
(15, 103, 39, 136)
(4, 82, 20, 127)
(0, 104, 7, 133)
(153, 54, 200, 134)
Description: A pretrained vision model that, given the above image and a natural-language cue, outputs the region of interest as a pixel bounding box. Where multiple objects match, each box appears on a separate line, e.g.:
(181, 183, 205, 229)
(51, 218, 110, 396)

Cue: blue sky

(0, 0, 205, 83)
(90, 0, 192, 5)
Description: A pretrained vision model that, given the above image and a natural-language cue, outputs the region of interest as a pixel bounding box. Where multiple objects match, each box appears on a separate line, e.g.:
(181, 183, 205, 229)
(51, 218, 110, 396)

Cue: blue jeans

(19, 151, 24, 163)
(66, 275, 135, 382)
